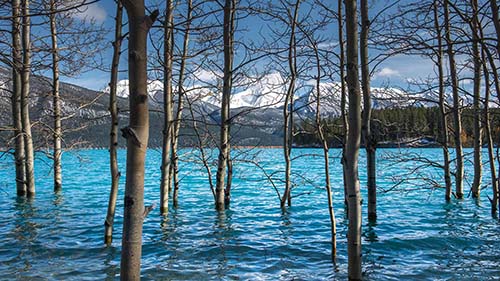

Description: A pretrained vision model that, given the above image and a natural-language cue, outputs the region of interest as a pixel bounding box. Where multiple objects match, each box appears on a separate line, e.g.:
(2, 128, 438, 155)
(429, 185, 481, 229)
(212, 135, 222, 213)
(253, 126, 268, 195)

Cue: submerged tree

(160, 0, 174, 216)
(443, 0, 464, 199)
(433, 0, 452, 201)
(345, 0, 362, 278)
(170, 0, 193, 207)
(360, 0, 376, 220)
(21, 0, 34, 196)
(215, 0, 236, 211)
(104, 0, 123, 246)
(11, 0, 26, 196)
(120, 0, 158, 279)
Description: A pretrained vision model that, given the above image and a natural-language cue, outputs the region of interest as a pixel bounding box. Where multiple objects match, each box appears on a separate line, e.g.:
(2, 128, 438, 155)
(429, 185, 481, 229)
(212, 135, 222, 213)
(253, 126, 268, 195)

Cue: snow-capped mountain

(106, 72, 463, 117)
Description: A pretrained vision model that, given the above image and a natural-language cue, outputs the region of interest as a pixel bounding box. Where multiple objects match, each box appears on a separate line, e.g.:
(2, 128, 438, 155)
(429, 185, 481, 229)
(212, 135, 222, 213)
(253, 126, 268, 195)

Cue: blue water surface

(0, 148, 499, 280)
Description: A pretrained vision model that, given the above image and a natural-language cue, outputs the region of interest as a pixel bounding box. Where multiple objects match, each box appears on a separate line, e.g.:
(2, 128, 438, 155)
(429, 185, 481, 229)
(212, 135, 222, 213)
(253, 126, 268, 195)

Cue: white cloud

(375, 67, 401, 78)
(72, 3, 107, 23)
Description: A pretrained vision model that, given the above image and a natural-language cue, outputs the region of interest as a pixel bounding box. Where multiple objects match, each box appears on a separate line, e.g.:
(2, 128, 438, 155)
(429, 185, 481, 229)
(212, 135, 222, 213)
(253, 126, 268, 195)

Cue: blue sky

(61, 0, 438, 92)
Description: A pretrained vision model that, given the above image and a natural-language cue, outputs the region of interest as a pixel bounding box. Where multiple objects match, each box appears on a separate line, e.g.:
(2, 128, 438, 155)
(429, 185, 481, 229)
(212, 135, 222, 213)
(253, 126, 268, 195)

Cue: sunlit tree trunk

(443, 0, 463, 199)
(471, 0, 482, 198)
(12, 0, 26, 196)
(345, 0, 362, 279)
(281, 0, 300, 209)
(160, 0, 174, 216)
(21, 0, 34, 196)
(215, 0, 235, 211)
(49, 0, 62, 192)
(104, 0, 123, 246)
(171, 0, 192, 207)
(433, 0, 452, 201)
(360, 0, 376, 221)
(338, 0, 348, 207)
(120, 0, 157, 279)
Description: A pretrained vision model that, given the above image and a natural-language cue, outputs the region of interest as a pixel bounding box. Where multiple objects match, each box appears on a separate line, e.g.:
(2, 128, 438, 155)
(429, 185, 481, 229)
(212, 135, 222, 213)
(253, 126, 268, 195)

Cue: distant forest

(296, 106, 500, 147)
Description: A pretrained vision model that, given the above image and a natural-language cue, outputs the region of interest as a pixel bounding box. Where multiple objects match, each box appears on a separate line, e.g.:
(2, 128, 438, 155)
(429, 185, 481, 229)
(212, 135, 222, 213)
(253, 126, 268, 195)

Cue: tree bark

(489, 0, 500, 54)
(171, 0, 192, 207)
(12, 0, 26, 196)
(160, 0, 174, 216)
(433, 0, 452, 201)
(120, 1, 157, 279)
(49, 0, 62, 192)
(104, 0, 123, 246)
(21, 0, 34, 197)
(481, 47, 497, 215)
(215, 0, 235, 211)
(338, 0, 348, 207)
(345, 0, 362, 279)
(281, 0, 300, 209)
(443, 0, 464, 199)
(471, 0, 482, 198)
(360, 0, 376, 221)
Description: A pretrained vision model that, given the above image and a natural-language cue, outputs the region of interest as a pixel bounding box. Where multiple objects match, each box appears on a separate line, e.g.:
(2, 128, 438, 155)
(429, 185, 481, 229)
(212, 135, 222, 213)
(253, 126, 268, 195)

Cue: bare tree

(160, 0, 174, 216)
(360, 0, 376, 220)
(215, 0, 235, 211)
(345, 0, 362, 278)
(21, 0, 34, 196)
(470, 0, 482, 198)
(170, 0, 193, 207)
(11, 0, 26, 196)
(104, 0, 123, 246)
(443, 0, 464, 199)
(281, 0, 300, 209)
(120, 0, 158, 278)
(433, 0, 452, 201)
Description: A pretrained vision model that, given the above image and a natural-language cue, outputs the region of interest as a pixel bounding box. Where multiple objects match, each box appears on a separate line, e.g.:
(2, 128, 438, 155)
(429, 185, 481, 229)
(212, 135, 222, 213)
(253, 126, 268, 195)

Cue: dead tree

(11, 0, 26, 196)
(160, 0, 174, 216)
(433, 0, 452, 201)
(345, 0, 362, 278)
(215, 0, 236, 211)
(443, 0, 464, 199)
(360, 0, 376, 220)
(21, 0, 34, 196)
(104, 0, 123, 246)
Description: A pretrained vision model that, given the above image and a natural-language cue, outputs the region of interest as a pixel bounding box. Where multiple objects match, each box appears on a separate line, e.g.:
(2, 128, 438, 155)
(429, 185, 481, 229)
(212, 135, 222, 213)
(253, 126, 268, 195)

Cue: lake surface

(0, 148, 499, 280)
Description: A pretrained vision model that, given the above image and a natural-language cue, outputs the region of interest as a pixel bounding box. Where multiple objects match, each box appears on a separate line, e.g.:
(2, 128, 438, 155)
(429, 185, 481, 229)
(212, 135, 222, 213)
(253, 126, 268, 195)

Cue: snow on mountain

(105, 71, 478, 116)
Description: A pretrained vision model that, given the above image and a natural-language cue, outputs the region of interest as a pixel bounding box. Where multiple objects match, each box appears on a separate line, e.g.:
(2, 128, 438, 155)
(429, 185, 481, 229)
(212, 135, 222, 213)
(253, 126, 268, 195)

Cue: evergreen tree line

(295, 106, 500, 148)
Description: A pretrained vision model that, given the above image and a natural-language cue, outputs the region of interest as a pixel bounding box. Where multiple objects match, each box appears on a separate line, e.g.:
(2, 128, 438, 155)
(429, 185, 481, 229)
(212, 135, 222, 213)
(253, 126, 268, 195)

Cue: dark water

(0, 148, 499, 280)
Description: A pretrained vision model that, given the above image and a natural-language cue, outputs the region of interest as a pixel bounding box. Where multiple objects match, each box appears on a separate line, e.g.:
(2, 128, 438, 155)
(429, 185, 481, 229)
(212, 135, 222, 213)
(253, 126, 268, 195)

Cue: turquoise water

(0, 148, 499, 280)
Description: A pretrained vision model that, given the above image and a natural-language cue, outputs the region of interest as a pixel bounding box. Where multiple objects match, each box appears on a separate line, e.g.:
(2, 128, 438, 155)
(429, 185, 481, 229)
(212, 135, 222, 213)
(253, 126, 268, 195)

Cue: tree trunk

(160, 0, 174, 216)
(489, 0, 500, 54)
(345, 0, 362, 279)
(171, 0, 192, 207)
(120, 1, 157, 279)
(471, 0, 482, 198)
(311, 39, 336, 259)
(49, 0, 62, 192)
(21, 0, 34, 196)
(481, 47, 497, 215)
(360, 0, 376, 221)
(338, 0, 348, 207)
(215, 0, 235, 211)
(433, 0, 452, 201)
(281, 0, 300, 209)
(11, 0, 26, 196)
(443, 0, 464, 199)
(104, 0, 123, 246)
